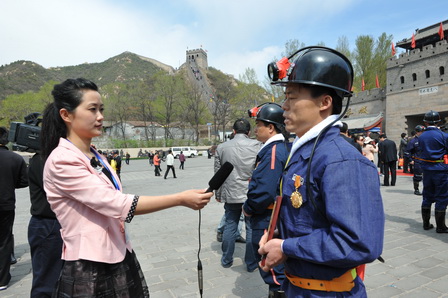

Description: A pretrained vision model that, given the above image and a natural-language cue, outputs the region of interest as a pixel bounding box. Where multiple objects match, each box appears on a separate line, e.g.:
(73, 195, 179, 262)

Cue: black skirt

(53, 250, 149, 297)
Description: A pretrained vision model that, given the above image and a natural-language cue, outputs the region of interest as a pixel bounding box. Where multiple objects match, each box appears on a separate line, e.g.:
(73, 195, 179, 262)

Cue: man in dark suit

(378, 134, 398, 186)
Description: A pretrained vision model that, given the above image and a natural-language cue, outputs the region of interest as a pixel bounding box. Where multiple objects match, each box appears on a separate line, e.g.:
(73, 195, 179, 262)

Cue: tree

(372, 33, 393, 88)
(153, 72, 183, 143)
(0, 80, 56, 126)
(234, 68, 268, 119)
(336, 36, 352, 61)
(102, 83, 135, 145)
(353, 35, 375, 91)
(132, 78, 158, 142)
(264, 39, 305, 102)
(182, 78, 209, 143)
(352, 33, 393, 91)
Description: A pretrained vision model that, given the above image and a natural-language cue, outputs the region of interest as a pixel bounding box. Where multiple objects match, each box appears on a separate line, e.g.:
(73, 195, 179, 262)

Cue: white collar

(289, 115, 342, 158)
(260, 134, 285, 152)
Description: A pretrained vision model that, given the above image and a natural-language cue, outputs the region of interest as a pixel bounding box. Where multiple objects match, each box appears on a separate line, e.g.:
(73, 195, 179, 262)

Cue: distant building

(386, 20, 448, 141)
(343, 19, 448, 142)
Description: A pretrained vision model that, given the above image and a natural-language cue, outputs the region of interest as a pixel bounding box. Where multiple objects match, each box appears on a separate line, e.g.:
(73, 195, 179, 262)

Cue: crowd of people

(0, 45, 447, 297)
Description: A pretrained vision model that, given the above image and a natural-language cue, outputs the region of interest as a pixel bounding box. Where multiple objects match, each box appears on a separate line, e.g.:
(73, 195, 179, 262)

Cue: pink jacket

(43, 138, 134, 264)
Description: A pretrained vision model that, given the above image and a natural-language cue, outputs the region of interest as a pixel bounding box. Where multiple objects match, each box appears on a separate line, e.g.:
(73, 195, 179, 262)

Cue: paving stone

(5, 158, 448, 297)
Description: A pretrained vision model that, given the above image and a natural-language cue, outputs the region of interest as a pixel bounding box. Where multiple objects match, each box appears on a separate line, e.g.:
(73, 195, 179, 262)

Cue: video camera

(8, 112, 42, 152)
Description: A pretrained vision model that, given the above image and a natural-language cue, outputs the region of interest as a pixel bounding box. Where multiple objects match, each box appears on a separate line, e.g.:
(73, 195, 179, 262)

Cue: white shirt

(166, 153, 174, 166)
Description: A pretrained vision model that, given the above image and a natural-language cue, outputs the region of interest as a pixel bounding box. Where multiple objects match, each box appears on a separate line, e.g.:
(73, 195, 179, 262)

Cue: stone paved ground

(3, 157, 448, 297)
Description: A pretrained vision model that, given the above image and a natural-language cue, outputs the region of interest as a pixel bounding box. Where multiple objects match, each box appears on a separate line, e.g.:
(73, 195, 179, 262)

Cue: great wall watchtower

(186, 48, 208, 69)
(385, 20, 448, 141)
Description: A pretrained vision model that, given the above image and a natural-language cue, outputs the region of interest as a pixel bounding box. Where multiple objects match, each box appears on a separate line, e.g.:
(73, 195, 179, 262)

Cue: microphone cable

(197, 209, 203, 297)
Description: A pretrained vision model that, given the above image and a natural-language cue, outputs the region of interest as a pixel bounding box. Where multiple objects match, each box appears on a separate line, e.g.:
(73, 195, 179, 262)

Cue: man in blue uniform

(243, 103, 289, 297)
(407, 125, 425, 196)
(258, 46, 385, 297)
(418, 110, 448, 233)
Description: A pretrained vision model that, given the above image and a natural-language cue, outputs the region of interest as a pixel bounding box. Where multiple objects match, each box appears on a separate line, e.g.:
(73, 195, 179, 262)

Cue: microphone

(197, 161, 233, 297)
(205, 162, 234, 193)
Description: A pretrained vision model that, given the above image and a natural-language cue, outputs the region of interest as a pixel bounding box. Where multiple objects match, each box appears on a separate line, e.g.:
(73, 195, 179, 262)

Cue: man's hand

(258, 231, 287, 272)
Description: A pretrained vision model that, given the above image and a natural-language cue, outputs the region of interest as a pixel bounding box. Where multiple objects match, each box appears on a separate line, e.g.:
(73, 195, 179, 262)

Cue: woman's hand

(179, 189, 212, 210)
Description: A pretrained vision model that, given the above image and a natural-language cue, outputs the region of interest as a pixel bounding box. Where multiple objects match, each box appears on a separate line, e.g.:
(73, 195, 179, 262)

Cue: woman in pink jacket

(41, 78, 212, 297)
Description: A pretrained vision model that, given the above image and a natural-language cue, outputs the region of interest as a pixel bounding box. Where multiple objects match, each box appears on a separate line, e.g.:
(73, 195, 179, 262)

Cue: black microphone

(198, 161, 233, 297)
(205, 162, 234, 193)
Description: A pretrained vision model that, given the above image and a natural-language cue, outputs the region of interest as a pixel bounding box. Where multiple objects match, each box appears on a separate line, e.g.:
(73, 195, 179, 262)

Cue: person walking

(418, 110, 448, 233)
(164, 150, 177, 179)
(378, 134, 398, 186)
(0, 127, 29, 291)
(178, 151, 186, 170)
(153, 152, 161, 176)
(125, 152, 130, 165)
(215, 118, 261, 271)
(258, 46, 384, 297)
(40, 78, 212, 297)
(243, 103, 289, 296)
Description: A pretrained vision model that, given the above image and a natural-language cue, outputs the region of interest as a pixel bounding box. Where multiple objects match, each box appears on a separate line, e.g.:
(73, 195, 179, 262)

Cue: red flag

(439, 22, 445, 40)
(391, 42, 396, 56)
(361, 78, 365, 91)
(411, 33, 416, 49)
(375, 75, 380, 88)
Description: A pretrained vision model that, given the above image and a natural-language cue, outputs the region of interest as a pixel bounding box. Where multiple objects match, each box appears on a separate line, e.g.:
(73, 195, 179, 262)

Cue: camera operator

(28, 152, 63, 297)
(0, 127, 28, 291)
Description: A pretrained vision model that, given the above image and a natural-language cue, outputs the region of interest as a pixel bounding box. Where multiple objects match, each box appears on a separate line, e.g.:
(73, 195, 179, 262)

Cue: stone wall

(345, 88, 386, 119)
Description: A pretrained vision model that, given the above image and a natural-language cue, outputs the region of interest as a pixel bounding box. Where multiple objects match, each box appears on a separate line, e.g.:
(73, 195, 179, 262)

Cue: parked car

(170, 147, 198, 158)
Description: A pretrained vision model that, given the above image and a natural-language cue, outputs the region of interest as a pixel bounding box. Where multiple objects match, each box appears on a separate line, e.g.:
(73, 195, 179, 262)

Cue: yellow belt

(285, 269, 357, 292)
(414, 157, 444, 163)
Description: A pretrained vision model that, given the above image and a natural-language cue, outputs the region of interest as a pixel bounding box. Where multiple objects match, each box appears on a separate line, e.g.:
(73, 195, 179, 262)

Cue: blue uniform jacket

(243, 140, 289, 229)
(407, 136, 422, 164)
(279, 127, 384, 289)
(418, 127, 448, 171)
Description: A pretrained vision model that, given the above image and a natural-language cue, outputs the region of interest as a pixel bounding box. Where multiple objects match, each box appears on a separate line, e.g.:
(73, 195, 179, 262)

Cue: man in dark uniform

(378, 134, 398, 186)
(418, 110, 448, 233)
(258, 46, 384, 297)
(407, 125, 425, 196)
(243, 103, 289, 297)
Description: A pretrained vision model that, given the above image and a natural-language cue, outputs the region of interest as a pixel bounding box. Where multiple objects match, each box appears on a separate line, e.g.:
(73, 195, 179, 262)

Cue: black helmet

(249, 103, 285, 128)
(415, 125, 425, 132)
(268, 46, 353, 98)
(423, 110, 441, 125)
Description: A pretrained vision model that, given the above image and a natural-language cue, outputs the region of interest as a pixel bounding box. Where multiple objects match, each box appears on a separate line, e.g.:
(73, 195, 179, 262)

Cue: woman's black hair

(41, 78, 99, 157)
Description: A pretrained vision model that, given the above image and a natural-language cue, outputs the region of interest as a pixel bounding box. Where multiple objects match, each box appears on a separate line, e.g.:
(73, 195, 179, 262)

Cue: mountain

(0, 52, 172, 100)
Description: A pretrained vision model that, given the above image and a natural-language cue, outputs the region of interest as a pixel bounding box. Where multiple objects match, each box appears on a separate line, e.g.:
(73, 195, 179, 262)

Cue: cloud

(0, 0, 357, 83)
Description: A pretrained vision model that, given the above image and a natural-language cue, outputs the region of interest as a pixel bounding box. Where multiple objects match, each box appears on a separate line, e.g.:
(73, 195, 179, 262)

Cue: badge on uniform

(290, 175, 303, 208)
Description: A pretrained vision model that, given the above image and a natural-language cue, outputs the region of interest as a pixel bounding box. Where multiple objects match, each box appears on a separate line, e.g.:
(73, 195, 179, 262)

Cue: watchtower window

(400, 76, 405, 84)
(440, 66, 445, 76)
(412, 73, 417, 81)
(425, 70, 430, 78)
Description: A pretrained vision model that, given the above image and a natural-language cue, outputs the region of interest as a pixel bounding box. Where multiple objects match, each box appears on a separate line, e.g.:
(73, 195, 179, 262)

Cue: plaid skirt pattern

(53, 250, 149, 297)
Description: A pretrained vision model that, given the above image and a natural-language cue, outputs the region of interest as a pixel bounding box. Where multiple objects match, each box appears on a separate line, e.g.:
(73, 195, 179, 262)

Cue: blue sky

(0, 0, 446, 83)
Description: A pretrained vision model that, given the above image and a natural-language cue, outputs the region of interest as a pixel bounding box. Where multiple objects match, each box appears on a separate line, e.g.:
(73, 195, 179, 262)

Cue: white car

(171, 147, 198, 158)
